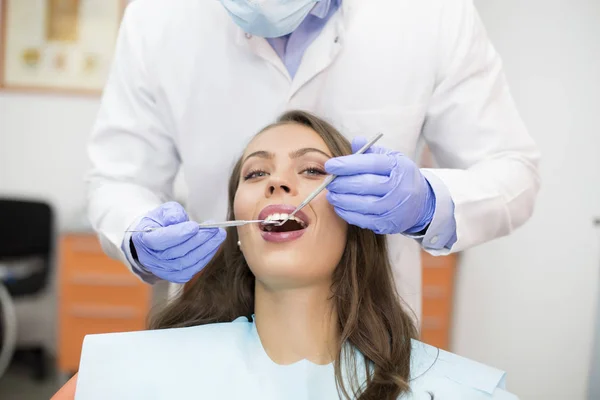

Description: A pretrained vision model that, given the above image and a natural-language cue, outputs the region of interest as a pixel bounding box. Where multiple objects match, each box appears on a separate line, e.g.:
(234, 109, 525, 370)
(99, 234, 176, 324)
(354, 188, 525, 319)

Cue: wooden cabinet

(57, 234, 152, 375)
(420, 252, 457, 350)
(417, 145, 458, 349)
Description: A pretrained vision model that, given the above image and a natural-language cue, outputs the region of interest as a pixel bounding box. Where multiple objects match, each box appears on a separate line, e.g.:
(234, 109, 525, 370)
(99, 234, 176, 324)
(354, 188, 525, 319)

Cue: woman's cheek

(317, 190, 348, 235)
(233, 187, 252, 220)
(316, 190, 336, 217)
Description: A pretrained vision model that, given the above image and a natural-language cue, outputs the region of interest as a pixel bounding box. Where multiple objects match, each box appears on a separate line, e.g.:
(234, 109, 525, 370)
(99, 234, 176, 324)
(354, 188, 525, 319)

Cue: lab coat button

(245, 33, 252, 39)
(334, 36, 339, 43)
(430, 236, 439, 245)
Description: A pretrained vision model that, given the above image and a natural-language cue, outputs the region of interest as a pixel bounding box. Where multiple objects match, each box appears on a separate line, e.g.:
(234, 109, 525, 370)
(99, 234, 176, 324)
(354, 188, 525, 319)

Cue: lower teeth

(262, 220, 305, 232)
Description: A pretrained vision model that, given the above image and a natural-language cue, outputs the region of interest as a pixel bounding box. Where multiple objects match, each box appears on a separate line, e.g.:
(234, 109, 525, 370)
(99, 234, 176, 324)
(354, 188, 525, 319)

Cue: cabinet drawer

(60, 235, 129, 276)
(421, 328, 450, 350)
(422, 263, 454, 287)
(66, 270, 143, 287)
(423, 292, 451, 322)
(421, 315, 450, 348)
(421, 252, 457, 269)
(422, 283, 450, 300)
(62, 281, 151, 310)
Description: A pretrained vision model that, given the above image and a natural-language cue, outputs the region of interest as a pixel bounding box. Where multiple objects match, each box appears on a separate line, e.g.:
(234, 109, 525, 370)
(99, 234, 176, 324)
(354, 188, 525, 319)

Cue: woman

(54, 111, 517, 400)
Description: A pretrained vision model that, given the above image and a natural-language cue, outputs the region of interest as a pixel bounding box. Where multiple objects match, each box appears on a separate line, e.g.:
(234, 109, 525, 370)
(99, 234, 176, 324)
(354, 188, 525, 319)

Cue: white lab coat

(87, 0, 540, 317)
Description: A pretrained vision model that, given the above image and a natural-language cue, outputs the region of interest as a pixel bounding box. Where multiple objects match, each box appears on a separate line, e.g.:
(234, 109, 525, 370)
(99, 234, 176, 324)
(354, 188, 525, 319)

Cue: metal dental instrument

(276, 132, 384, 227)
(126, 220, 278, 233)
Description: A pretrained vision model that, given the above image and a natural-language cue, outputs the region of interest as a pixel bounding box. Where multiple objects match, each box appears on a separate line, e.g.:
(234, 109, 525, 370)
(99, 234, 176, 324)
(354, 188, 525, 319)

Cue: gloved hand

(130, 202, 226, 283)
(324, 137, 436, 235)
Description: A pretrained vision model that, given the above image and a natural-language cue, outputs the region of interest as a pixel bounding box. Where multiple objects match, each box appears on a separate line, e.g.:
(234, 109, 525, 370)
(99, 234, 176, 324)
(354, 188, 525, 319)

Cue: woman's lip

(261, 228, 306, 243)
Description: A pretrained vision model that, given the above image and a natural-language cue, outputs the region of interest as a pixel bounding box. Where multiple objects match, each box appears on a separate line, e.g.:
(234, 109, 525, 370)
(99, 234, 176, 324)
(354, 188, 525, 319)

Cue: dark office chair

(0, 282, 17, 379)
(0, 198, 54, 380)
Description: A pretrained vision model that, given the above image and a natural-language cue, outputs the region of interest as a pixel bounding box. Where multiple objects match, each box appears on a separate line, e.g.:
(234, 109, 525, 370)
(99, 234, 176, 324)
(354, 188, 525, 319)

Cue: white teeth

(262, 212, 307, 227)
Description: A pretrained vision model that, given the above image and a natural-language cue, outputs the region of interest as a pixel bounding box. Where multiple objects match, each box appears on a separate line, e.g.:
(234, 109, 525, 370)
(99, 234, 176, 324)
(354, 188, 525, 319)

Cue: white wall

(0, 92, 187, 230)
(453, 1, 600, 399)
(1, 0, 599, 398)
(0, 94, 99, 230)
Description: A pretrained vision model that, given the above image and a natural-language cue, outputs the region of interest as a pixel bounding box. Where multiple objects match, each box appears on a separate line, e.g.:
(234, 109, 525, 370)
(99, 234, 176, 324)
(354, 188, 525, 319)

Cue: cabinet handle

(68, 237, 103, 254)
(421, 316, 444, 330)
(70, 273, 138, 287)
(69, 305, 138, 319)
(423, 285, 446, 299)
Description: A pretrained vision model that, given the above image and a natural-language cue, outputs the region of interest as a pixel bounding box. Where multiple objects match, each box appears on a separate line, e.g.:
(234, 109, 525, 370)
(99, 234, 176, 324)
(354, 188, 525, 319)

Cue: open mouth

(260, 213, 307, 233)
(257, 205, 310, 242)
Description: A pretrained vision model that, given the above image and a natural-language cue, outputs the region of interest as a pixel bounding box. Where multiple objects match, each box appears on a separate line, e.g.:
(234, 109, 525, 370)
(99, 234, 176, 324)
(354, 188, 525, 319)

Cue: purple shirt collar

(267, 0, 341, 79)
(311, 0, 332, 19)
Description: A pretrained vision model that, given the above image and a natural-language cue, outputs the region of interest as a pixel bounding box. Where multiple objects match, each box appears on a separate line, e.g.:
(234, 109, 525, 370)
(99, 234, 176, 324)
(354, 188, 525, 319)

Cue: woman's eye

(301, 167, 326, 176)
(243, 170, 268, 180)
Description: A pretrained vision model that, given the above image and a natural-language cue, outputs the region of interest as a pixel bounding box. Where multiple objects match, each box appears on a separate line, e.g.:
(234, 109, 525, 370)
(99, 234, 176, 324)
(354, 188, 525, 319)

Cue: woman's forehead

(244, 124, 331, 156)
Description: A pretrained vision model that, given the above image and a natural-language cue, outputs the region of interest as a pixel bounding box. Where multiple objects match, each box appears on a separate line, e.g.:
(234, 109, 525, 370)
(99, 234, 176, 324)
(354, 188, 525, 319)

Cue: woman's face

(234, 124, 348, 289)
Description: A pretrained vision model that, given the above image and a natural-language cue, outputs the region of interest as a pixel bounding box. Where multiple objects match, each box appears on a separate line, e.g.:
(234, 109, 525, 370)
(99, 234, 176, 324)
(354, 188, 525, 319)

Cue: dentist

(87, 0, 540, 316)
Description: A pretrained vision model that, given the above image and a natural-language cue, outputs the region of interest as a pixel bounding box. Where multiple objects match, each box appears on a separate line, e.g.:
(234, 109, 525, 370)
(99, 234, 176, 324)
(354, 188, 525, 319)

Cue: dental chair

(0, 281, 17, 379)
(0, 198, 55, 380)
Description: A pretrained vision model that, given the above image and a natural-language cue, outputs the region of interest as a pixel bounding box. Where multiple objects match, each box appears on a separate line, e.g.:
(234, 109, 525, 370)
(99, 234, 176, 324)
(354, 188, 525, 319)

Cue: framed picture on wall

(0, 0, 126, 94)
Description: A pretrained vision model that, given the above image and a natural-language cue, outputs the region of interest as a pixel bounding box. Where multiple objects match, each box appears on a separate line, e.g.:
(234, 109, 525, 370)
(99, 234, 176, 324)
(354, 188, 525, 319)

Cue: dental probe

(125, 219, 279, 233)
(276, 132, 384, 227)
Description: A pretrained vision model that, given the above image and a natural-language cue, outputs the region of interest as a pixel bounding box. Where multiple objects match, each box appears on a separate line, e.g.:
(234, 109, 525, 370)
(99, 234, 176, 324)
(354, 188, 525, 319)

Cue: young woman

(54, 111, 517, 400)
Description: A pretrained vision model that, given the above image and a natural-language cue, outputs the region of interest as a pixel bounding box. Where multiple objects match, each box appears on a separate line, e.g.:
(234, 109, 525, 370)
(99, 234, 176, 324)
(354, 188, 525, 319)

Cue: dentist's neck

(254, 280, 338, 365)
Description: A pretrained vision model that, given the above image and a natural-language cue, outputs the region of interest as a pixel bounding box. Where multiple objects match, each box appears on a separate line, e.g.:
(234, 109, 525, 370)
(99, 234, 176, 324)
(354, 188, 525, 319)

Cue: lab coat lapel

(289, 10, 344, 99)
(235, 29, 292, 82)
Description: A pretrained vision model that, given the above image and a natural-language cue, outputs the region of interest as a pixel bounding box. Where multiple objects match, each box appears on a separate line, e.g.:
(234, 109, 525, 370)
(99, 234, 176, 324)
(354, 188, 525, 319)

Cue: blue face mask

(220, 0, 321, 38)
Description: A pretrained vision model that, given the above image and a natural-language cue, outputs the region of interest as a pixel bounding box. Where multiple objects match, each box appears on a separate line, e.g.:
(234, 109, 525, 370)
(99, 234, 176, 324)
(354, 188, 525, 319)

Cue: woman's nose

(269, 184, 290, 195)
(265, 176, 298, 198)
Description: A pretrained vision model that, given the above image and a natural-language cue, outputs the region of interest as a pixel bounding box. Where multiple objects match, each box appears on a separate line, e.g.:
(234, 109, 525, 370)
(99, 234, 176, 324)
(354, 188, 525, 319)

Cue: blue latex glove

(130, 202, 226, 283)
(324, 137, 436, 235)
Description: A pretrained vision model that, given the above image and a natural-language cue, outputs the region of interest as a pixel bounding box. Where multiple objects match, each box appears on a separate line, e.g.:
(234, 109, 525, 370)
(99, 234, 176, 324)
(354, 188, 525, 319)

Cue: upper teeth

(264, 213, 306, 226)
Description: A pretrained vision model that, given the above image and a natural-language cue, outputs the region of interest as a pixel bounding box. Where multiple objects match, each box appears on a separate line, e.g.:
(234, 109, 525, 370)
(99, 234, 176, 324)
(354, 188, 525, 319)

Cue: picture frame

(0, 0, 126, 95)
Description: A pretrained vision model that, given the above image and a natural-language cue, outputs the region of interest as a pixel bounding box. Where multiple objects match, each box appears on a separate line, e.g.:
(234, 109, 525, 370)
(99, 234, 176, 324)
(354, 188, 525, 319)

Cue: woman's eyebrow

(289, 148, 331, 159)
(243, 150, 274, 164)
(243, 148, 331, 164)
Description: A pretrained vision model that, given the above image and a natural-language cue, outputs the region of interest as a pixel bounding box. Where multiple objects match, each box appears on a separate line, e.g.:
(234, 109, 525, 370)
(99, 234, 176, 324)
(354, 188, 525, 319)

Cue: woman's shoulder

(407, 340, 519, 400)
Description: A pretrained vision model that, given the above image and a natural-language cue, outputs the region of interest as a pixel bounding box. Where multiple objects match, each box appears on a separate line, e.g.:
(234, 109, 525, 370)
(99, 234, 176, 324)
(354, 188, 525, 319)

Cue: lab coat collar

(234, 32, 290, 80)
(311, 0, 333, 19)
(234, 0, 354, 85)
(234, 0, 354, 46)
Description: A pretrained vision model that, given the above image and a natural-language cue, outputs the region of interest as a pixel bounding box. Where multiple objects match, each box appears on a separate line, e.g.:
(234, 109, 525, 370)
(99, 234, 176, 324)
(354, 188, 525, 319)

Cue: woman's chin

(255, 250, 308, 270)
(251, 253, 324, 286)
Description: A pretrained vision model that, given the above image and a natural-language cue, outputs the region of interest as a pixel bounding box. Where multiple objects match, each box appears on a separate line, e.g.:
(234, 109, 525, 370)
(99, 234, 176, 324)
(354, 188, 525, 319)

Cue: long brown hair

(149, 110, 419, 399)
